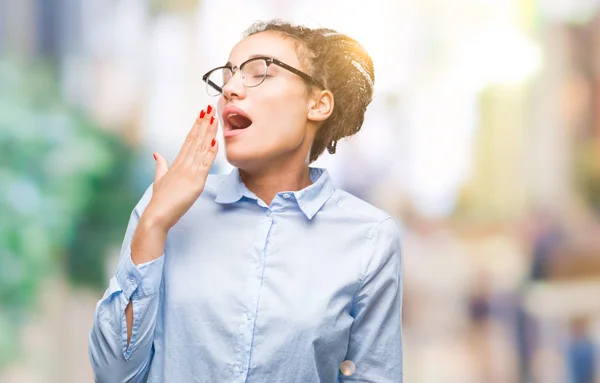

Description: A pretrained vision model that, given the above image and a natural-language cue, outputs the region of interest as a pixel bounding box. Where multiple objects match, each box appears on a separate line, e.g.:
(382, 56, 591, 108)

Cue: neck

(239, 161, 313, 206)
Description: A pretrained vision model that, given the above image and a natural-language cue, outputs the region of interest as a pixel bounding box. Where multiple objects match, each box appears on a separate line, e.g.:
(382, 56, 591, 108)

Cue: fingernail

(210, 116, 215, 124)
(211, 138, 216, 147)
(207, 105, 212, 114)
(153, 153, 157, 161)
(199, 110, 206, 119)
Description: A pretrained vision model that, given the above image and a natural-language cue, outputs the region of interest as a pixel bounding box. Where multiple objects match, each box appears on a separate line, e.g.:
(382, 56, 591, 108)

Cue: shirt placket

(233, 207, 275, 382)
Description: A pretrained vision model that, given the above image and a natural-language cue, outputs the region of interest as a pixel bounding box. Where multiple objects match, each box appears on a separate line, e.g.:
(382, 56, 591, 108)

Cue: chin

(224, 138, 304, 172)
(224, 145, 262, 170)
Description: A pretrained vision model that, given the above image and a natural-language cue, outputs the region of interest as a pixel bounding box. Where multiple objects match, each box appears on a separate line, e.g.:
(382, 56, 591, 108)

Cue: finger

(189, 105, 216, 159)
(195, 113, 218, 160)
(199, 137, 218, 171)
(153, 152, 169, 184)
(174, 108, 208, 165)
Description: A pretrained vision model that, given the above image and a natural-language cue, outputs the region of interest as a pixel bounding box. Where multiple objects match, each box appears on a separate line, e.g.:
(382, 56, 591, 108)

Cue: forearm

(131, 212, 168, 266)
(127, 217, 167, 345)
(89, 285, 159, 381)
(88, 185, 166, 382)
(89, 253, 165, 382)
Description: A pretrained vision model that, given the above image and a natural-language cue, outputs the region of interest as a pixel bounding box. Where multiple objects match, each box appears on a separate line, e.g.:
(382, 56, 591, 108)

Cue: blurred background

(1, 0, 600, 382)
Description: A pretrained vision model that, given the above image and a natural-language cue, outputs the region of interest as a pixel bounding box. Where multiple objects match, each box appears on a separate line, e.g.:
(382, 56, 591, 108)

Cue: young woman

(89, 20, 403, 382)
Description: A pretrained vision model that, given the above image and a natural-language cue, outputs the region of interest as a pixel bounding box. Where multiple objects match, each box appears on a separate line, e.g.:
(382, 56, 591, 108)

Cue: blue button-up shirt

(89, 167, 403, 382)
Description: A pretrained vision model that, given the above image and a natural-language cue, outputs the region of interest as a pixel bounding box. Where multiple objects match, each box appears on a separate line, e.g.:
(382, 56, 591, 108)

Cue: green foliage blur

(0, 59, 142, 366)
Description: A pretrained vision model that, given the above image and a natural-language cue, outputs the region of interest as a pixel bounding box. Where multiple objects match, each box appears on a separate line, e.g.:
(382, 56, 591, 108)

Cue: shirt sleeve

(88, 185, 165, 383)
(340, 217, 403, 382)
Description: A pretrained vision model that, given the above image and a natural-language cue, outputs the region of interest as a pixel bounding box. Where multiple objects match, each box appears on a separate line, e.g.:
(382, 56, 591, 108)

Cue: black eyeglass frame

(202, 56, 326, 95)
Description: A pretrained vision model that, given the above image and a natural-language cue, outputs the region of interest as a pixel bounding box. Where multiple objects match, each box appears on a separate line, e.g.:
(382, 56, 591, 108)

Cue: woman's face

(217, 31, 320, 171)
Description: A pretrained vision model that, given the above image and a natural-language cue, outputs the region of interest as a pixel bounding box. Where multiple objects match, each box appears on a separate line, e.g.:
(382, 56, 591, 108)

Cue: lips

(222, 105, 253, 138)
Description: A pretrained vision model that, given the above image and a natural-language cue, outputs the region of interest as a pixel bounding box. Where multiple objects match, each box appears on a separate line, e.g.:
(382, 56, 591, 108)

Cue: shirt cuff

(115, 254, 165, 299)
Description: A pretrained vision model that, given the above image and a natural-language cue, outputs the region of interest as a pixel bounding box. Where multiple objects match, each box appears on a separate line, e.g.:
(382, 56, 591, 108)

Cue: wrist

(138, 212, 170, 235)
(139, 203, 172, 234)
(131, 215, 168, 265)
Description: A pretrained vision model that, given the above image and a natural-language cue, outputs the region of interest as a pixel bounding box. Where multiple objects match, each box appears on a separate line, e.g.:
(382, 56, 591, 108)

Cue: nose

(222, 69, 246, 100)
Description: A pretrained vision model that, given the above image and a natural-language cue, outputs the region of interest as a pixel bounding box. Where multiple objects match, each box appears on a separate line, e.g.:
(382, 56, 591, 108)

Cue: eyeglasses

(202, 56, 325, 96)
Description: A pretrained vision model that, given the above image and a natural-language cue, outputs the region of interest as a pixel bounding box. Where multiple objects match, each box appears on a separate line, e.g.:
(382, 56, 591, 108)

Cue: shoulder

(329, 188, 400, 231)
(327, 188, 402, 250)
(328, 188, 402, 262)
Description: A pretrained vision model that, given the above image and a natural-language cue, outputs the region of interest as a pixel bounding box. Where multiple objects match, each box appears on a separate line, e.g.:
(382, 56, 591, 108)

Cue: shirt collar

(214, 167, 335, 220)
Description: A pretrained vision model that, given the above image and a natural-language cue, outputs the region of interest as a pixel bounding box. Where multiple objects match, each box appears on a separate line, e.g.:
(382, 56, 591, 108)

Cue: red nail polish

(153, 153, 157, 161)
(211, 138, 216, 147)
(210, 116, 215, 124)
(207, 105, 212, 114)
(199, 110, 205, 119)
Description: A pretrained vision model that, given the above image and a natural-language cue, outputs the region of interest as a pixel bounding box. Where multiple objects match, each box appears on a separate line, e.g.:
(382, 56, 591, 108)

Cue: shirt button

(246, 312, 254, 320)
(340, 360, 356, 376)
(266, 210, 272, 217)
(235, 364, 246, 374)
(282, 193, 291, 199)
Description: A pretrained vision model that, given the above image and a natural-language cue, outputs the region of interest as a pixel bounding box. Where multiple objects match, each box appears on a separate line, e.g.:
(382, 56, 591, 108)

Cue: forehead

(228, 31, 301, 67)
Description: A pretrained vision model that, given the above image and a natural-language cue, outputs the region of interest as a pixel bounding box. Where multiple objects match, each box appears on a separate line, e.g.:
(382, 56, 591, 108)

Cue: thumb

(153, 152, 169, 184)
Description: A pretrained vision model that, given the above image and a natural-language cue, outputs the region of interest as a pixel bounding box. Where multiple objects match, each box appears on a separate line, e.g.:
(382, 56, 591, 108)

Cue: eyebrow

(225, 54, 280, 67)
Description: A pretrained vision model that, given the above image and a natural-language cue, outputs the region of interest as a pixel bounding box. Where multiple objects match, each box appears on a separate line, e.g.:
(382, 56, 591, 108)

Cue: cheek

(256, 91, 307, 138)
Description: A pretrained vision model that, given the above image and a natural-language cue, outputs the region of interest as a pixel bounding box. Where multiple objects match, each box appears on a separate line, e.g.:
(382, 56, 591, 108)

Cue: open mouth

(222, 106, 253, 138)
(226, 114, 253, 130)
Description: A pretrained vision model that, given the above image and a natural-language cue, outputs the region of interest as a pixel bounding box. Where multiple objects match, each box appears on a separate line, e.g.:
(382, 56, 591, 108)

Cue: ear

(307, 90, 334, 122)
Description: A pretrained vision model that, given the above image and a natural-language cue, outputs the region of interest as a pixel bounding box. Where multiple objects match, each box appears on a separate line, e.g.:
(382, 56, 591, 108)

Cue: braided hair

(244, 20, 375, 162)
